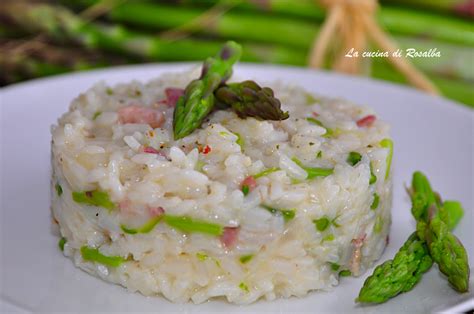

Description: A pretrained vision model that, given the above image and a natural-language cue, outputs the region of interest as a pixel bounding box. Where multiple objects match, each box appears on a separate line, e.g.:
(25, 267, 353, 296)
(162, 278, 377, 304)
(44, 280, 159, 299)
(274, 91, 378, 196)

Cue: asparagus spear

(357, 233, 433, 303)
(358, 172, 469, 303)
(96, 1, 474, 48)
(410, 171, 470, 292)
(173, 41, 242, 139)
(214, 80, 289, 120)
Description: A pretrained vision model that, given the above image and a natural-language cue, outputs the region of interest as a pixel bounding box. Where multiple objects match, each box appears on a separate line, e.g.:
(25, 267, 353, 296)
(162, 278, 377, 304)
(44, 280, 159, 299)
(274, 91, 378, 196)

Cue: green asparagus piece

(215, 80, 289, 120)
(411, 171, 470, 292)
(163, 215, 224, 236)
(173, 41, 241, 139)
(120, 215, 164, 234)
(358, 172, 468, 303)
(80, 246, 126, 267)
(357, 233, 433, 303)
(292, 157, 334, 179)
(72, 190, 115, 210)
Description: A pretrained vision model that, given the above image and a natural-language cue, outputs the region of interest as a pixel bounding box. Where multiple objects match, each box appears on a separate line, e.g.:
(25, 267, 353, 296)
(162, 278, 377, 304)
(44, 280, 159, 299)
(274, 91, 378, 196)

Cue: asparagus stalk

(0, 3, 307, 66)
(357, 172, 468, 303)
(173, 41, 242, 139)
(110, 1, 474, 47)
(410, 172, 470, 292)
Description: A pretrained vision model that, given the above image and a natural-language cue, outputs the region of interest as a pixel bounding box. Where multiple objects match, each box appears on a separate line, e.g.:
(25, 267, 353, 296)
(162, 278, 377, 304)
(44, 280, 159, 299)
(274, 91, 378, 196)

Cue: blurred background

(1, 0, 473, 107)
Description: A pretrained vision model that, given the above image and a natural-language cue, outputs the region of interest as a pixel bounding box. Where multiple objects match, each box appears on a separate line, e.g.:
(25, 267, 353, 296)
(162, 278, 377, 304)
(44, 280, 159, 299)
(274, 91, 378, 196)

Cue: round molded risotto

(51, 70, 392, 304)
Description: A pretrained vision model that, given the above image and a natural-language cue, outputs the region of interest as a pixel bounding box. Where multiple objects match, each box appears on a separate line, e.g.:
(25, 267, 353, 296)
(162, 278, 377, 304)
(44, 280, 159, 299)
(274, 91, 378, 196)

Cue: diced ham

(241, 176, 257, 192)
(350, 233, 367, 276)
(140, 146, 169, 160)
(158, 88, 185, 107)
(148, 206, 165, 217)
(118, 105, 164, 128)
(356, 115, 376, 127)
(220, 227, 240, 248)
(143, 146, 160, 154)
(119, 199, 135, 215)
(164, 88, 184, 107)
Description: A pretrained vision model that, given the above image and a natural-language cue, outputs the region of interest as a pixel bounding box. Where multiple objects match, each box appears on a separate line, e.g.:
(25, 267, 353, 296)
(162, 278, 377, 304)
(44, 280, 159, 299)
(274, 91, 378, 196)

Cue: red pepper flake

(85, 191, 93, 198)
(312, 112, 319, 117)
(220, 227, 240, 248)
(386, 235, 390, 245)
(356, 115, 376, 127)
(201, 145, 211, 154)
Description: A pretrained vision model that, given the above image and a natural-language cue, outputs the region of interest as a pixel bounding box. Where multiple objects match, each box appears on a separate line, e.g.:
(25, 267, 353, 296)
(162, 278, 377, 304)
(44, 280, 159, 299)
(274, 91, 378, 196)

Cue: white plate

(1, 63, 472, 313)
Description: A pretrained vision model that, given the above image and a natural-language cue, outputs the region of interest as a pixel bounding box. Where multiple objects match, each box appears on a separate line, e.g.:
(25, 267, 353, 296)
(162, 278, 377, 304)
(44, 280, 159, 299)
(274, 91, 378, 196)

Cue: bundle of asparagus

(1, 0, 472, 107)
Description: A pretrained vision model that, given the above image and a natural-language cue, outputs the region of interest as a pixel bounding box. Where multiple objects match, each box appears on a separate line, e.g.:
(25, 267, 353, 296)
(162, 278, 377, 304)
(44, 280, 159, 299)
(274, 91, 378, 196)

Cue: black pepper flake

(276, 144, 280, 149)
(160, 145, 165, 149)
(96, 213, 99, 217)
(309, 142, 315, 146)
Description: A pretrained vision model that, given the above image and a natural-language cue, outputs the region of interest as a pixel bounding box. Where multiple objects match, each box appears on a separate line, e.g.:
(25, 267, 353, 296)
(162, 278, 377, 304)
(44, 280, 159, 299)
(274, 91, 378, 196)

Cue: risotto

(51, 66, 393, 304)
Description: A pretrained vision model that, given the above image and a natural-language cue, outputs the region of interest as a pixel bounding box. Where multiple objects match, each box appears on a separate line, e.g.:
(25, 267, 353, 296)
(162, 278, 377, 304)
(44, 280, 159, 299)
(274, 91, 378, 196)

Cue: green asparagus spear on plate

(173, 41, 242, 139)
(357, 232, 433, 303)
(357, 171, 469, 303)
(411, 172, 470, 293)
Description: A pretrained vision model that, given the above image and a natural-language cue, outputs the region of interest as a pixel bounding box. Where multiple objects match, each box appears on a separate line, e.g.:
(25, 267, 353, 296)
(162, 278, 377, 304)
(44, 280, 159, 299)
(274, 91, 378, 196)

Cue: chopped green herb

(316, 151, 323, 158)
(163, 215, 223, 236)
(253, 167, 280, 179)
(281, 209, 296, 222)
(339, 270, 352, 277)
(239, 282, 250, 293)
(322, 234, 335, 242)
(347, 152, 362, 166)
(219, 131, 229, 137)
(80, 246, 125, 267)
(92, 111, 102, 120)
(374, 216, 383, 233)
(380, 138, 393, 180)
(330, 262, 340, 271)
(369, 162, 377, 185)
(120, 215, 163, 234)
(58, 237, 67, 251)
(242, 185, 250, 196)
(371, 193, 380, 210)
(72, 190, 115, 210)
(239, 254, 254, 264)
(331, 216, 341, 228)
(292, 157, 334, 179)
(196, 252, 208, 261)
(106, 87, 113, 95)
(314, 217, 330, 232)
(262, 205, 295, 222)
(55, 183, 63, 196)
(231, 132, 244, 148)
